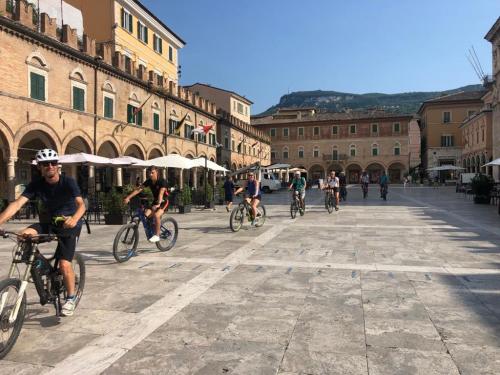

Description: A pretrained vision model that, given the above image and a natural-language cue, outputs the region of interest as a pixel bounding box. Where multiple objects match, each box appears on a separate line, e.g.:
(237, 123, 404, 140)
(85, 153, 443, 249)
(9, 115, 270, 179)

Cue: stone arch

(366, 162, 386, 183)
(346, 163, 362, 184)
(147, 144, 164, 159)
(309, 164, 325, 180)
(14, 122, 62, 155)
(327, 163, 343, 174)
(69, 67, 87, 82)
(151, 101, 160, 110)
(96, 139, 120, 158)
(62, 130, 93, 154)
(168, 147, 182, 155)
(0, 119, 15, 155)
(129, 92, 140, 103)
(26, 51, 49, 69)
(388, 162, 405, 183)
(184, 153, 195, 159)
(122, 140, 147, 160)
(231, 163, 237, 171)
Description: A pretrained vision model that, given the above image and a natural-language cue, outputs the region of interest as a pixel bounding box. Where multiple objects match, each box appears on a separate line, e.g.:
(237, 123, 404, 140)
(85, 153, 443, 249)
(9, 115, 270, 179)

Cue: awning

(483, 158, 500, 167)
(145, 154, 195, 169)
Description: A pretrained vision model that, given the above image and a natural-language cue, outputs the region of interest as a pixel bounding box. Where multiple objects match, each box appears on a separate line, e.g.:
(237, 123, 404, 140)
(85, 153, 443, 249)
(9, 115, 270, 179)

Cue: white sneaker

(149, 235, 160, 243)
(61, 298, 76, 317)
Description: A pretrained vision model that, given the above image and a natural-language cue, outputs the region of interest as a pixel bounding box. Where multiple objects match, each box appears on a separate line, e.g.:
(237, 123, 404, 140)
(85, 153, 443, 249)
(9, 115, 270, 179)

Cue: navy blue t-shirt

(223, 180, 234, 195)
(22, 175, 81, 219)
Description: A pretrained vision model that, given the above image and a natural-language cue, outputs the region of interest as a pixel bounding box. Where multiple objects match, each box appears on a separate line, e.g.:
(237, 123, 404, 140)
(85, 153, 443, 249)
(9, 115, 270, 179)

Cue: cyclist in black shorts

(0, 149, 86, 316)
(124, 166, 168, 242)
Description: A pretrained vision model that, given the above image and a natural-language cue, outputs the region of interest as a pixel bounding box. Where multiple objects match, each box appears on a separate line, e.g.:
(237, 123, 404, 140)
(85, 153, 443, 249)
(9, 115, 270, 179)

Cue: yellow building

(65, 0, 184, 86)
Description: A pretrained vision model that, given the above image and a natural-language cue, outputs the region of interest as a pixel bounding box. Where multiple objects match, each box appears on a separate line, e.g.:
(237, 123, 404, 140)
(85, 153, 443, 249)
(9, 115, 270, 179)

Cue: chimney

(40, 13, 57, 38)
(14, 0, 35, 29)
(82, 34, 96, 55)
(62, 25, 78, 49)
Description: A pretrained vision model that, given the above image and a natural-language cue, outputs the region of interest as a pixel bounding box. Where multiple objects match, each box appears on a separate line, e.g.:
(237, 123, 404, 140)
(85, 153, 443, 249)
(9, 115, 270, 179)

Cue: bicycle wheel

(61, 254, 85, 307)
(156, 217, 178, 252)
(112, 223, 139, 263)
(254, 205, 266, 227)
(0, 278, 26, 360)
(230, 206, 244, 232)
(327, 196, 334, 214)
(290, 201, 298, 219)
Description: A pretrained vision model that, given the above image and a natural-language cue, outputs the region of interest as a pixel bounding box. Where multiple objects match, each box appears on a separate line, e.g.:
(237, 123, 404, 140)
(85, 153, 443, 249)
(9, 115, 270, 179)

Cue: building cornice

(252, 115, 414, 127)
(485, 17, 500, 42)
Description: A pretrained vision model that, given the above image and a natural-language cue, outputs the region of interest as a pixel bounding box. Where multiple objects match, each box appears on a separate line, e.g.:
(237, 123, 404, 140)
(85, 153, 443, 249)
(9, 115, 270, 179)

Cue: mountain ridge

(258, 84, 484, 116)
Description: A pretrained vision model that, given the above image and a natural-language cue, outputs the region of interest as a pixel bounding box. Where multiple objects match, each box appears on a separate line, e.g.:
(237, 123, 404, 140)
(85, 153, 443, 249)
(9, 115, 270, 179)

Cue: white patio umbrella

(57, 153, 112, 165)
(483, 158, 500, 167)
(110, 156, 149, 168)
(145, 154, 195, 169)
(191, 157, 229, 172)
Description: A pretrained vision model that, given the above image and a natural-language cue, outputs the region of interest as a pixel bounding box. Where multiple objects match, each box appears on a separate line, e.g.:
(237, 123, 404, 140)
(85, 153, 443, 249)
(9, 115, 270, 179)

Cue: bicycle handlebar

(0, 230, 60, 243)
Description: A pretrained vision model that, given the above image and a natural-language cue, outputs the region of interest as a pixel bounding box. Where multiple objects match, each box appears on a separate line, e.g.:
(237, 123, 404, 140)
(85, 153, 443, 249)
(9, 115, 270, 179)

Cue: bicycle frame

(131, 200, 170, 239)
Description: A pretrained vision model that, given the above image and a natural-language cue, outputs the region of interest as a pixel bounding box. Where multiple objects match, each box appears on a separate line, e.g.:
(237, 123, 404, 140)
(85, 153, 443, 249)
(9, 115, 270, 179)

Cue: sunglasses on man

(39, 161, 58, 167)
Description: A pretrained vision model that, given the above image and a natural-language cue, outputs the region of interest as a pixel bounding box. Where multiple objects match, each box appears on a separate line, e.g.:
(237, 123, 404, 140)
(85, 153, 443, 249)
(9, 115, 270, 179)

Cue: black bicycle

(229, 195, 266, 232)
(380, 184, 388, 201)
(340, 186, 347, 201)
(362, 183, 368, 199)
(324, 189, 336, 214)
(113, 203, 178, 263)
(0, 230, 85, 359)
(290, 191, 300, 219)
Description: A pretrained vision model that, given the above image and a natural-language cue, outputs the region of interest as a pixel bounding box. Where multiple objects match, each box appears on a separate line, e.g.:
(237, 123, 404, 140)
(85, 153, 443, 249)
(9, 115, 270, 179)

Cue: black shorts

(28, 223, 81, 262)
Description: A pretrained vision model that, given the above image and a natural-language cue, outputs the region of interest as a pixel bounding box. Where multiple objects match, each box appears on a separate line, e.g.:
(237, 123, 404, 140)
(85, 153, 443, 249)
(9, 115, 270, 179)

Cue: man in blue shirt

(379, 171, 389, 199)
(0, 149, 86, 316)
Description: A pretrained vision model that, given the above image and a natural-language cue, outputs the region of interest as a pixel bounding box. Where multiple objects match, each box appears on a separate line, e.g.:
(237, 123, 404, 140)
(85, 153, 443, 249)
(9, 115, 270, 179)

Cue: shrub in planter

(103, 188, 129, 224)
(216, 182, 225, 205)
(471, 174, 494, 204)
(179, 188, 192, 213)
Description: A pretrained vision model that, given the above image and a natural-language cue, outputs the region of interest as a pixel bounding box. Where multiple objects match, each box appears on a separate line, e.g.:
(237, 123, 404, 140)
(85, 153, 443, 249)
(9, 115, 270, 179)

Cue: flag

(192, 124, 214, 134)
(133, 93, 153, 116)
(175, 113, 188, 134)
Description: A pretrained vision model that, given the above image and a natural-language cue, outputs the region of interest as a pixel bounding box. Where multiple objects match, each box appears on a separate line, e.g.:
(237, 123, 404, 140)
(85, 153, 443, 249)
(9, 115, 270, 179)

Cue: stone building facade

(0, 2, 217, 200)
(251, 108, 418, 184)
(485, 17, 500, 181)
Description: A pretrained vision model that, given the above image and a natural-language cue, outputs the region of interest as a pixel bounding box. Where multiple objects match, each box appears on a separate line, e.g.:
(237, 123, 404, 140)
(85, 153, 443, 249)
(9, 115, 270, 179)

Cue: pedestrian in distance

(224, 175, 235, 212)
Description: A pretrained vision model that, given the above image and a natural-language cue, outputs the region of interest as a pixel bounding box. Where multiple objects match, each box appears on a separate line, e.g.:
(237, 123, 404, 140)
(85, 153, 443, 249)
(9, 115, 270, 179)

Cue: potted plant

(178, 187, 192, 214)
(203, 183, 214, 209)
(217, 182, 225, 205)
(103, 187, 129, 224)
(471, 174, 494, 204)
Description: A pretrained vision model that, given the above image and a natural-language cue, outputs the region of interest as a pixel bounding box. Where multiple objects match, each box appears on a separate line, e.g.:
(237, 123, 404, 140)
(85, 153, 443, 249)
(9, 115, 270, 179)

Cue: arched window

(332, 146, 338, 160)
(102, 81, 116, 119)
(298, 146, 304, 158)
(313, 146, 320, 158)
(349, 144, 356, 157)
(371, 143, 379, 157)
(282, 146, 289, 159)
(70, 68, 88, 112)
(127, 93, 142, 126)
(26, 52, 49, 102)
(152, 101, 161, 131)
(271, 149, 278, 160)
(394, 142, 401, 156)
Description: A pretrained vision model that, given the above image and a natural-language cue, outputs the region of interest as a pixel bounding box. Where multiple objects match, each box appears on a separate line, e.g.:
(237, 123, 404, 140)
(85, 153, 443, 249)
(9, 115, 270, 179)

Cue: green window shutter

(137, 109, 142, 126)
(159, 38, 163, 54)
(121, 8, 125, 28)
(30, 72, 45, 101)
(73, 86, 85, 111)
(153, 113, 160, 130)
(144, 27, 148, 43)
(127, 104, 134, 123)
(128, 14, 133, 32)
(104, 97, 113, 118)
(137, 21, 140, 38)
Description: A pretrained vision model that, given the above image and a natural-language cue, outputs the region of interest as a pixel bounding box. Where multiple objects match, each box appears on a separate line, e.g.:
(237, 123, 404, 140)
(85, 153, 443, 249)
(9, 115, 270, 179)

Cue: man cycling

(289, 171, 306, 213)
(234, 171, 261, 226)
(124, 166, 168, 243)
(323, 171, 340, 211)
(360, 171, 369, 198)
(0, 149, 86, 317)
(379, 171, 389, 199)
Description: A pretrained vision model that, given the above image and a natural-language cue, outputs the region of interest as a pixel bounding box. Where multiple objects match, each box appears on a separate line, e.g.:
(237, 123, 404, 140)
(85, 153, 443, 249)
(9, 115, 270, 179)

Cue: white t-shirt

(327, 176, 339, 188)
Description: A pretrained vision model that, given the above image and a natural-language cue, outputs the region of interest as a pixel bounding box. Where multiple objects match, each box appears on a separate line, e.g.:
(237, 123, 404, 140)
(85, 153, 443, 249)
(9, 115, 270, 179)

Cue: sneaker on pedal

(61, 297, 76, 317)
(335, 206, 339, 211)
(149, 235, 160, 243)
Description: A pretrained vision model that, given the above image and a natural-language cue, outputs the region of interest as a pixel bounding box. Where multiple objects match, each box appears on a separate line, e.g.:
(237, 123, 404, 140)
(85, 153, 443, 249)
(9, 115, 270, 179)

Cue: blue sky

(142, 0, 500, 114)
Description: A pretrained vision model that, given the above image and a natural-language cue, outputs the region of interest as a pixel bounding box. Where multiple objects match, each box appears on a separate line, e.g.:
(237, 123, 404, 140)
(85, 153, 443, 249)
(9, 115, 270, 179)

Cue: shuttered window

(153, 112, 160, 131)
(30, 72, 45, 101)
(73, 86, 85, 111)
(104, 96, 114, 119)
(121, 8, 133, 33)
(127, 104, 142, 126)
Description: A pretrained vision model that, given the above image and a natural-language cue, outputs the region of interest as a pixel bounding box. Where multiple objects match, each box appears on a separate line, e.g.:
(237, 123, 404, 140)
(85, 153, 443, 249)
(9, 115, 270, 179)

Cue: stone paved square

(0, 186, 499, 374)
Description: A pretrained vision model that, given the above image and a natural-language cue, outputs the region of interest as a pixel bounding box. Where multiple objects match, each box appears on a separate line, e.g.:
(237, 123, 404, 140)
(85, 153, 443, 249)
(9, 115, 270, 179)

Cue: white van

(234, 169, 282, 193)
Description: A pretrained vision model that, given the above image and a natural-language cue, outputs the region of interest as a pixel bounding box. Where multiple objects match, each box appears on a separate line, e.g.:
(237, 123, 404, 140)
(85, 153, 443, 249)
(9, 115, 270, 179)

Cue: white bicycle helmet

(35, 148, 59, 162)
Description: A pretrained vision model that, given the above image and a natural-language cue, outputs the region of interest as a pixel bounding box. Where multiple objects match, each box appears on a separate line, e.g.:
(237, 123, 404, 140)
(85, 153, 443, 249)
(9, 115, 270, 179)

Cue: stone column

(7, 157, 17, 202)
(116, 167, 123, 187)
(192, 168, 197, 189)
(162, 168, 167, 180)
(70, 164, 77, 179)
(142, 168, 147, 181)
(88, 166, 95, 195)
(285, 168, 290, 183)
(179, 169, 184, 189)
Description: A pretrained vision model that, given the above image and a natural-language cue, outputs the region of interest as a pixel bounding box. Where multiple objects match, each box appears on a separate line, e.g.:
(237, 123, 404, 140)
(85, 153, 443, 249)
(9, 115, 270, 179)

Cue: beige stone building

(186, 84, 271, 170)
(485, 17, 500, 181)
(417, 91, 485, 175)
(460, 91, 493, 175)
(0, 1, 217, 200)
(251, 108, 418, 183)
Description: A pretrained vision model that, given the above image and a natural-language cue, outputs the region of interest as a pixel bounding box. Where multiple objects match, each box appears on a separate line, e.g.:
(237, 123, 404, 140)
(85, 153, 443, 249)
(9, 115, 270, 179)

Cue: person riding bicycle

(379, 171, 389, 198)
(323, 171, 340, 211)
(0, 149, 86, 317)
(288, 171, 306, 212)
(124, 166, 168, 243)
(234, 171, 261, 226)
(360, 171, 369, 195)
